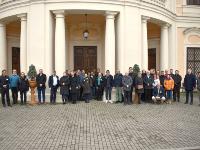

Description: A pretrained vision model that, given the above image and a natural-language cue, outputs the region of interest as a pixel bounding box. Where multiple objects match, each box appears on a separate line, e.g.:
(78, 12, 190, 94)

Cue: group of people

(0, 67, 200, 107)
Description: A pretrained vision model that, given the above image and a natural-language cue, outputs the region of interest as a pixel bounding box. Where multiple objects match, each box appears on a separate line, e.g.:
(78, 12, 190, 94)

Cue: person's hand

(40, 84, 42, 87)
(63, 83, 65, 85)
(3, 85, 7, 88)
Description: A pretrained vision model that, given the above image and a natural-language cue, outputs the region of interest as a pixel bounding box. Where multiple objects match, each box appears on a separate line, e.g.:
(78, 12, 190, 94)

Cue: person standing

(122, 72, 133, 105)
(0, 70, 11, 107)
(113, 70, 123, 103)
(95, 73, 104, 101)
(48, 71, 59, 104)
(196, 72, 200, 106)
(36, 69, 47, 104)
(144, 70, 154, 102)
(90, 72, 96, 99)
(135, 72, 144, 104)
(9, 69, 20, 104)
(164, 74, 174, 104)
(104, 70, 114, 103)
(82, 74, 92, 103)
(18, 72, 29, 105)
(184, 69, 196, 105)
(173, 70, 182, 102)
(60, 71, 70, 104)
(70, 71, 81, 104)
(128, 67, 134, 103)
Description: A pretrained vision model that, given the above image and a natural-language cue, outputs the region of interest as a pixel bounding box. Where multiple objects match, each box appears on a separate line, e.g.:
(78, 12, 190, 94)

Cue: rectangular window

(187, 47, 200, 76)
(187, 0, 200, 5)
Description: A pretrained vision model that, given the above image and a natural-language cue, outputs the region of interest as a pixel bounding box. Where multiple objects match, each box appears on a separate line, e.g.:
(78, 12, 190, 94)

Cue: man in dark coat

(82, 74, 92, 103)
(70, 71, 81, 104)
(128, 67, 134, 103)
(104, 70, 113, 103)
(159, 71, 165, 87)
(113, 70, 123, 103)
(144, 70, 154, 102)
(173, 70, 182, 102)
(18, 72, 29, 105)
(184, 68, 196, 105)
(60, 72, 70, 104)
(122, 72, 133, 105)
(48, 71, 59, 104)
(36, 69, 47, 104)
(0, 70, 11, 107)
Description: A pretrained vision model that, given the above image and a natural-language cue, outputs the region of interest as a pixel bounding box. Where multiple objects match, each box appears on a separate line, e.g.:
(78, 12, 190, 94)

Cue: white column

(0, 23, 7, 70)
(18, 14, 27, 73)
(141, 16, 150, 70)
(160, 23, 170, 71)
(54, 10, 66, 76)
(105, 11, 117, 75)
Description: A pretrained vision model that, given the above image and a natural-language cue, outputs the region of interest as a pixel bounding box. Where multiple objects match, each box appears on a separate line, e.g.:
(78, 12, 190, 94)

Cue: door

(148, 48, 156, 70)
(12, 47, 20, 74)
(74, 46, 97, 72)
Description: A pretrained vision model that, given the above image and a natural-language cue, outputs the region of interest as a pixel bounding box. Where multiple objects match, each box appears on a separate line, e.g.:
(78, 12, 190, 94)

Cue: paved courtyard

(0, 94, 200, 150)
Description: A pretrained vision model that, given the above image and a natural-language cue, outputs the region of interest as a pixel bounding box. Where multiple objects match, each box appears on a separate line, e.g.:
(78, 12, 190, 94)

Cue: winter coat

(164, 79, 174, 91)
(36, 73, 47, 89)
(184, 73, 196, 91)
(197, 77, 200, 91)
(113, 73, 123, 87)
(82, 77, 92, 94)
(48, 75, 59, 88)
(9, 75, 20, 88)
(122, 75, 133, 91)
(144, 75, 154, 89)
(70, 76, 81, 93)
(59, 76, 70, 95)
(135, 77, 144, 93)
(104, 75, 113, 88)
(18, 76, 29, 92)
(159, 75, 165, 86)
(173, 74, 182, 89)
(95, 76, 104, 89)
(0, 75, 10, 90)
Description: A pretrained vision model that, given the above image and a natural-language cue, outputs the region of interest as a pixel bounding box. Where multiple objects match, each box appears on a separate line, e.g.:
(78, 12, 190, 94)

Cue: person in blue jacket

(183, 68, 196, 105)
(152, 83, 166, 104)
(9, 69, 20, 104)
(113, 70, 123, 103)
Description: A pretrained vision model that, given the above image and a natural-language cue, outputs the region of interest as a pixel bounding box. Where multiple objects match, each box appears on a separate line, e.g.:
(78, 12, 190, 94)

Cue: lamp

(83, 14, 89, 40)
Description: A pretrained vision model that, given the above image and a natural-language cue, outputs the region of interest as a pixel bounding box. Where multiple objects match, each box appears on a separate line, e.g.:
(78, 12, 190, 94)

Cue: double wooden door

(74, 46, 97, 72)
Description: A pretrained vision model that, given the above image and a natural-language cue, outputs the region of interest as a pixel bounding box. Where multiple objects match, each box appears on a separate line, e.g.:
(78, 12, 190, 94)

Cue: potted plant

(27, 64, 37, 105)
(132, 64, 140, 104)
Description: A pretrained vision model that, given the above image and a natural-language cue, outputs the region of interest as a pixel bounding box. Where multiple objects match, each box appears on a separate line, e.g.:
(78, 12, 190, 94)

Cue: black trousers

(20, 91, 27, 104)
(71, 93, 78, 104)
(50, 86, 57, 103)
(62, 94, 69, 103)
(130, 87, 133, 103)
(144, 89, 152, 102)
(124, 90, 131, 104)
(173, 87, 181, 101)
(11, 87, 18, 104)
(186, 90, 193, 104)
(1, 88, 11, 106)
(96, 87, 103, 101)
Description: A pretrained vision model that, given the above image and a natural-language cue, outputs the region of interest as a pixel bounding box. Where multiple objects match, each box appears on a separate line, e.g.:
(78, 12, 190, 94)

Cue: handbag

(137, 84, 143, 89)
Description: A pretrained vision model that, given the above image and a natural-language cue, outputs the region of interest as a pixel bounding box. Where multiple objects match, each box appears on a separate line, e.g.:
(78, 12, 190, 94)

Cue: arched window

(187, 0, 200, 5)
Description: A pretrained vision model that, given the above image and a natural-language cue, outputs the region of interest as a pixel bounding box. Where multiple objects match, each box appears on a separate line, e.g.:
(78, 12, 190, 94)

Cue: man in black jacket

(0, 70, 11, 107)
(36, 69, 47, 104)
(104, 70, 113, 103)
(144, 70, 154, 102)
(173, 70, 182, 102)
(48, 71, 59, 104)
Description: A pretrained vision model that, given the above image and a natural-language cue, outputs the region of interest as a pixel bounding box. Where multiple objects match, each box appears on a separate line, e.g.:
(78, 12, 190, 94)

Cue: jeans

(38, 88, 45, 103)
(166, 90, 172, 99)
(11, 87, 18, 104)
(62, 94, 69, 103)
(105, 87, 112, 100)
(124, 90, 131, 104)
(1, 88, 11, 106)
(20, 91, 27, 104)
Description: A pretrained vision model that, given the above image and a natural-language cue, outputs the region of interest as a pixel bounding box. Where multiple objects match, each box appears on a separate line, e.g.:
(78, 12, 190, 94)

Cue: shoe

(109, 100, 113, 104)
(8, 104, 12, 107)
(184, 102, 188, 104)
(105, 100, 108, 103)
(190, 102, 193, 105)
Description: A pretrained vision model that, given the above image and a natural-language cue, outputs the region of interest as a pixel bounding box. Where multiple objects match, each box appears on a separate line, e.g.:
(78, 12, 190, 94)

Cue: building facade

(0, 0, 200, 76)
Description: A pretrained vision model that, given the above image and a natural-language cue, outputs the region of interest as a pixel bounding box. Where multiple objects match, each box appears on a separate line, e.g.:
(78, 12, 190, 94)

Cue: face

(21, 72, 25, 77)
(161, 71, 164, 75)
(116, 70, 120, 74)
(39, 69, 43, 74)
(187, 69, 192, 74)
(146, 71, 150, 75)
(85, 74, 88, 78)
(167, 75, 170, 79)
(125, 72, 129, 76)
(175, 70, 179, 75)
(71, 71, 74, 76)
(138, 73, 142, 78)
(63, 72, 66, 76)
(2, 70, 7, 76)
(106, 70, 110, 75)
(53, 71, 56, 76)
(129, 68, 133, 73)
(13, 69, 17, 75)
(98, 73, 102, 77)
(170, 69, 173, 74)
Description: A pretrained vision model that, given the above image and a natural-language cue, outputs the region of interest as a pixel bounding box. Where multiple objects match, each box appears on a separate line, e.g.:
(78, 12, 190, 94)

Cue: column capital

(105, 11, 118, 19)
(142, 16, 150, 23)
(17, 13, 27, 21)
(161, 23, 171, 29)
(53, 10, 65, 18)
